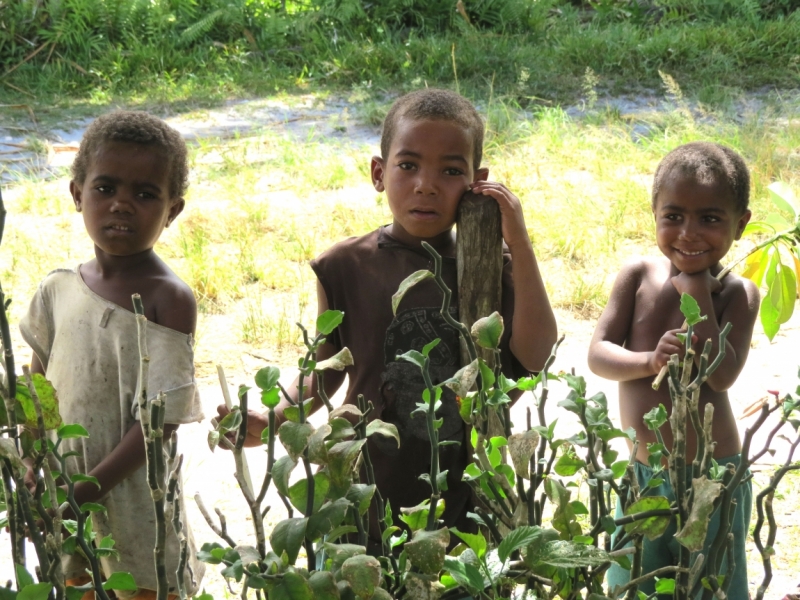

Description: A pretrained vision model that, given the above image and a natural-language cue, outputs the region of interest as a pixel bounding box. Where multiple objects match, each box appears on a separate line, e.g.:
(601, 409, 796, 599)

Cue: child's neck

(387, 224, 456, 256)
(90, 246, 162, 279)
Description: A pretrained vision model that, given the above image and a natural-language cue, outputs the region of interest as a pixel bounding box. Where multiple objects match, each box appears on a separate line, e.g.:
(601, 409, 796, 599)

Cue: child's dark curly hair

(71, 111, 189, 199)
(652, 142, 750, 214)
(381, 88, 485, 170)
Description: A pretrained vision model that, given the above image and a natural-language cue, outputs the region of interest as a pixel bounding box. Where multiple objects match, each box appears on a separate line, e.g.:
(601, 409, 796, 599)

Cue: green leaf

(315, 347, 354, 372)
(498, 526, 544, 564)
(70, 473, 100, 489)
(261, 387, 281, 409)
(562, 373, 586, 396)
(308, 572, 339, 600)
(102, 572, 137, 591)
(768, 181, 799, 219)
(450, 527, 486, 559)
(15, 566, 34, 590)
(317, 310, 345, 335)
(218, 409, 242, 433)
(365, 419, 400, 448)
(405, 528, 450, 574)
(740, 246, 770, 287)
(283, 399, 315, 423)
(58, 424, 89, 439)
(307, 497, 351, 540)
(760, 286, 781, 341)
(535, 540, 611, 568)
(346, 483, 376, 516)
(770, 261, 797, 325)
(679, 293, 706, 326)
(278, 421, 314, 460)
(221, 560, 243, 582)
(327, 439, 366, 488)
(307, 423, 332, 464)
(288, 472, 330, 515)
(14, 373, 61, 430)
(478, 360, 495, 392)
(396, 349, 425, 369)
(270, 518, 308, 565)
(554, 449, 585, 477)
(508, 429, 539, 479)
(392, 270, 433, 314)
(623, 496, 672, 540)
(443, 558, 484, 595)
(80, 502, 107, 514)
(443, 360, 480, 399)
(271, 569, 314, 600)
(422, 338, 441, 357)
(643, 403, 668, 431)
(471, 312, 504, 349)
(570, 501, 589, 515)
(255, 366, 281, 391)
(655, 578, 676, 594)
(17, 583, 53, 600)
(399, 501, 445, 532)
(341, 554, 382, 600)
(273, 455, 298, 497)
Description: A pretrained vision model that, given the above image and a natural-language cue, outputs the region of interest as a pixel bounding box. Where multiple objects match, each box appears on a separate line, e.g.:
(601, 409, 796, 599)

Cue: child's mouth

(107, 224, 133, 233)
(675, 248, 707, 256)
(410, 209, 438, 220)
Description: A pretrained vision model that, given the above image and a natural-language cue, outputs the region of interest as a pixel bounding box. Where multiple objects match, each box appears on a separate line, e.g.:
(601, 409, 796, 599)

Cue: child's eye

(96, 185, 113, 194)
(702, 215, 721, 223)
(664, 214, 681, 221)
(398, 162, 415, 171)
(444, 167, 464, 176)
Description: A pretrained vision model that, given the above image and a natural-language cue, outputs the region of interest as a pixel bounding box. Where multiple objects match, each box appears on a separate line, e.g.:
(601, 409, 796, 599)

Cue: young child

(20, 111, 205, 598)
(227, 88, 557, 551)
(587, 142, 759, 598)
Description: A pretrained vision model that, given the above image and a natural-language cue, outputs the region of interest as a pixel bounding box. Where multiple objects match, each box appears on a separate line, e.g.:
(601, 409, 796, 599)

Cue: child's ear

(734, 209, 751, 240)
(474, 168, 489, 182)
(371, 156, 386, 192)
(166, 198, 185, 227)
(70, 180, 82, 212)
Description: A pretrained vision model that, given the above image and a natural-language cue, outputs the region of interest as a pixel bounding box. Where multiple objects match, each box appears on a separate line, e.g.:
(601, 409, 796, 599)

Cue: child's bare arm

(588, 261, 662, 381)
(470, 181, 557, 372)
(671, 271, 759, 391)
(218, 279, 347, 446)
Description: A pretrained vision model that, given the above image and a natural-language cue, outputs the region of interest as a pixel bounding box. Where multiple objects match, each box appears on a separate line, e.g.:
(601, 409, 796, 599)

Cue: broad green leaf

(70, 474, 100, 489)
(15, 566, 34, 589)
(623, 496, 672, 540)
(396, 349, 425, 369)
(270, 518, 308, 565)
(392, 270, 433, 314)
(307, 498, 351, 540)
(328, 417, 356, 441)
(288, 471, 330, 515)
(769, 261, 797, 325)
(743, 221, 776, 236)
(400, 501, 445, 532)
(345, 484, 376, 515)
(442, 558, 484, 595)
(768, 181, 799, 219)
(554, 449, 585, 477)
(18, 583, 52, 600)
(365, 419, 400, 448)
(405, 528, 450, 574)
(261, 387, 281, 409)
(308, 572, 339, 600)
(741, 246, 770, 286)
(323, 543, 366, 571)
(675, 477, 724, 551)
(15, 373, 61, 430)
(765, 212, 792, 230)
(254, 366, 280, 391)
(58, 424, 89, 439)
(307, 423, 332, 464)
(278, 421, 314, 460)
(508, 429, 539, 479)
(102, 572, 137, 591)
(283, 399, 315, 423)
(315, 348, 354, 372)
(535, 540, 610, 568)
(679, 293, 705, 326)
(571, 501, 589, 515)
(317, 310, 345, 335)
(450, 528, 486, 559)
(273, 455, 298, 496)
(478, 360, 495, 392)
(498, 526, 543, 564)
(80, 502, 106, 514)
(341, 554, 382, 599)
(218, 409, 242, 433)
(760, 287, 781, 341)
(327, 439, 366, 488)
(220, 559, 243, 582)
(644, 403, 668, 431)
(422, 338, 441, 357)
(270, 569, 314, 600)
(655, 578, 676, 594)
(562, 373, 586, 396)
(471, 312, 504, 349)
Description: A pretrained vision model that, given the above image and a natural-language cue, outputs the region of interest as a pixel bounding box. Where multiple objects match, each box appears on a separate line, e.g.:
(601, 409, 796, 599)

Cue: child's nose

(110, 192, 135, 213)
(414, 170, 437, 194)
(678, 221, 699, 239)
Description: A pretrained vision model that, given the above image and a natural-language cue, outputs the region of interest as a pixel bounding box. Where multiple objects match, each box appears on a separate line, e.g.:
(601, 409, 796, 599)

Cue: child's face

(371, 117, 488, 245)
(71, 141, 184, 258)
(653, 173, 751, 274)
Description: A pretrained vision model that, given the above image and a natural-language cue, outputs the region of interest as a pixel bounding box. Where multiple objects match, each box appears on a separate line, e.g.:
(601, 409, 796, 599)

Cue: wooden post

(456, 191, 503, 368)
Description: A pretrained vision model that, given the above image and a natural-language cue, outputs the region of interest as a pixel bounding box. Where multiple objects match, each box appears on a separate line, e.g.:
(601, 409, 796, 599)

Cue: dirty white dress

(20, 268, 206, 596)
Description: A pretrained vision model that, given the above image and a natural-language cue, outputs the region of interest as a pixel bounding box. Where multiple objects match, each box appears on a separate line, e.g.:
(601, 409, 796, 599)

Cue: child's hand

(671, 270, 722, 297)
(649, 328, 698, 372)
(469, 181, 530, 250)
(215, 405, 268, 448)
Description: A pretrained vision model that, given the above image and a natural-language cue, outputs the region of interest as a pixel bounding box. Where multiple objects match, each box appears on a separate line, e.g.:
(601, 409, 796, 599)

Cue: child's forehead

(390, 117, 475, 154)
(655, 171, 738, 211)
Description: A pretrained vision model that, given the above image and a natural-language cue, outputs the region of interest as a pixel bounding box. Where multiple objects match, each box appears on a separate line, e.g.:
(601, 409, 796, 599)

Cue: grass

(2, 87, 798, 362)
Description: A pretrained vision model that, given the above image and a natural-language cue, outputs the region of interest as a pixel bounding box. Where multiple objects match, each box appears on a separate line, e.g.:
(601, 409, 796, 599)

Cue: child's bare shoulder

(149, 261, 197, 335)
(612, 256, 671, 293)
(718, 271, 760, 317)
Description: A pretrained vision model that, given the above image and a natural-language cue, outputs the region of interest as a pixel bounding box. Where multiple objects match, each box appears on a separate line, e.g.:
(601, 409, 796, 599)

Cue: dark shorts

(606, 454, 752, 600)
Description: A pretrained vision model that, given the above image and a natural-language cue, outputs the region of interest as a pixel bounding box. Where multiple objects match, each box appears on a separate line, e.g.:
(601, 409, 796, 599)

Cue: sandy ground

(2, 94, 800, 598)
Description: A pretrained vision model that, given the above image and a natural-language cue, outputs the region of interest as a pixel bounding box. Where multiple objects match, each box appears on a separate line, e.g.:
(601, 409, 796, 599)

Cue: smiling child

(20, 111, 204, 598)
(588, 142, 759, 598)
(224, 88, 557, 551)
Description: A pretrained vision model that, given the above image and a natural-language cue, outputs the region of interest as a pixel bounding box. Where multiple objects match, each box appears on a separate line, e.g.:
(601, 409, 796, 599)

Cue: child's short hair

(652, 142, 750, 214)
(381, 88, 485, 170)
(72, 111, 189, 199)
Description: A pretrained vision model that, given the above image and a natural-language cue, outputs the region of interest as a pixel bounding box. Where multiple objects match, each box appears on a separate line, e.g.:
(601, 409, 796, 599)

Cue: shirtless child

(587, 142, 759, 598)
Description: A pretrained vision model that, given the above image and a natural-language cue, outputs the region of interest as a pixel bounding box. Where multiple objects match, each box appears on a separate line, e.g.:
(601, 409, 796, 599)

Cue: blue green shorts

(606, 454, 752, 599)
